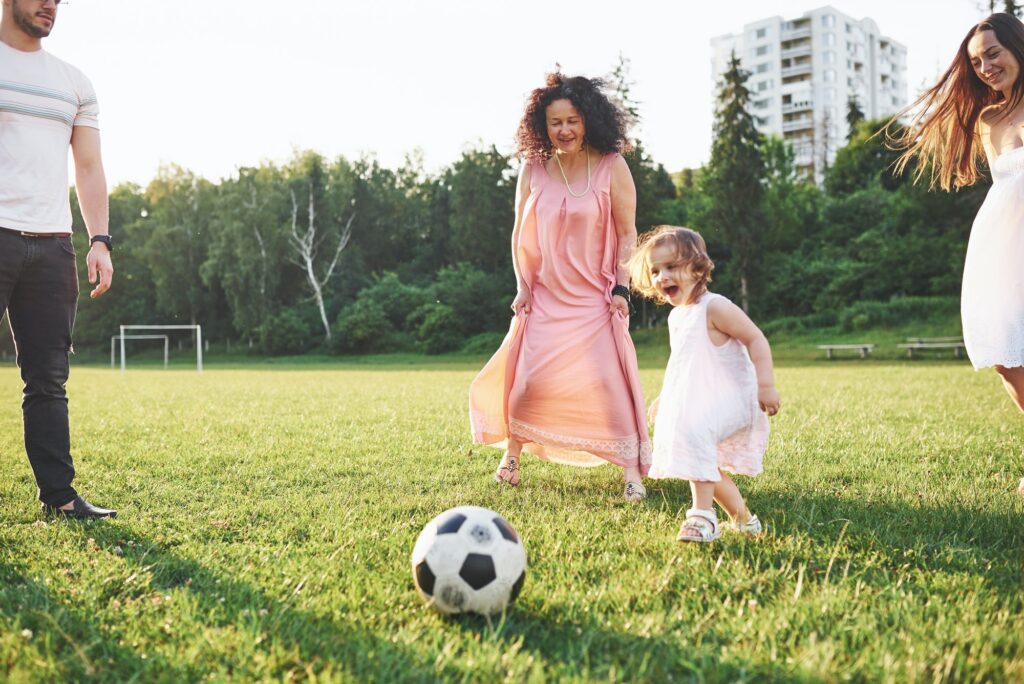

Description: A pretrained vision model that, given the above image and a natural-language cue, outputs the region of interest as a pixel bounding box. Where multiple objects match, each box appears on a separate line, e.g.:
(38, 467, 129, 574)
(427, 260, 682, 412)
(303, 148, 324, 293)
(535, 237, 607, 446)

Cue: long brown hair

(889, 13, 1024, 191)
(627, 226, 714, 306)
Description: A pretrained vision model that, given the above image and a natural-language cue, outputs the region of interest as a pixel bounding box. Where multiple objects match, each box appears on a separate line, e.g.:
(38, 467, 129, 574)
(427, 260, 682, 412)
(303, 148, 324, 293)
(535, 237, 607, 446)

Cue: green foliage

(837, 296, 961, 332)
(354, 272, 432, 330)
(702, 52, 766, 312)
(332, 299, 396, 354)
(433, 262, 513, 337)
(445, 146, 516, 277)
(258, 309, 316, 355)
(414, 303, 463, 354)
(461, 331, 506, 354)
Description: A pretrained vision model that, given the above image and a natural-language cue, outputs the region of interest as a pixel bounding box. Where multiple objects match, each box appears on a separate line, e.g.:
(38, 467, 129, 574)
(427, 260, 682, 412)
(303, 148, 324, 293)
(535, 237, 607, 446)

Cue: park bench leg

(826, 349, 833, 360)
(906, 348, 913, 359)
(859, 348, 867, 359)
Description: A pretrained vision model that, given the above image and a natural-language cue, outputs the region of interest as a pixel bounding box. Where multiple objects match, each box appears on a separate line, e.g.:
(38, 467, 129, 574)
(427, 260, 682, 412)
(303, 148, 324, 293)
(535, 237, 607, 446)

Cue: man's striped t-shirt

(0, 40, 99, 234)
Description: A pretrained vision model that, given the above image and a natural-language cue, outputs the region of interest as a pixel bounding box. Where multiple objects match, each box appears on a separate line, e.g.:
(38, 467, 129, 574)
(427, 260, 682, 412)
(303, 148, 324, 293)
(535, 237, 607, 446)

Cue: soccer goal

(118, 325, 203, 372)
(111, 334, 169, 369)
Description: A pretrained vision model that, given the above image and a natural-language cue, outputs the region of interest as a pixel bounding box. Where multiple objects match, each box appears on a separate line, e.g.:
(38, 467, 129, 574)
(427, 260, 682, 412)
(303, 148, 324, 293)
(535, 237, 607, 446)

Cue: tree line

(0, 58, 986, 359)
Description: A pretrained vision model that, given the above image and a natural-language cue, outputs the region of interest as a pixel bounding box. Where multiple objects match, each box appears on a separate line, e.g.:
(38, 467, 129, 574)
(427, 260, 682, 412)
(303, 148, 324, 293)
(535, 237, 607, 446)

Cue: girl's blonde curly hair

(627, 226, 714, 306)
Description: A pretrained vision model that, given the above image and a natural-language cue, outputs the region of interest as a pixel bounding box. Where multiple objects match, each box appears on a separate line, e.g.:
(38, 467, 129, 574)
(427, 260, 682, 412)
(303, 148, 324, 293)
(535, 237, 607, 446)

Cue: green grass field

(1, 356, 1022, 682)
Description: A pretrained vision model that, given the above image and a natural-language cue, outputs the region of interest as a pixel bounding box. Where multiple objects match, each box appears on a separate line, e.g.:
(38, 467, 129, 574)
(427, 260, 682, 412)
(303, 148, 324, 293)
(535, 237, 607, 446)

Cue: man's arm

(70, 126, 113, 298)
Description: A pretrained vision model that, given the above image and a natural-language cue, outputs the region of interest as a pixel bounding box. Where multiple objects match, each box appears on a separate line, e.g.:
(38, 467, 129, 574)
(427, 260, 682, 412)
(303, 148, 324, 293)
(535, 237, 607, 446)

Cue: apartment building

(710, 5, 908, 179)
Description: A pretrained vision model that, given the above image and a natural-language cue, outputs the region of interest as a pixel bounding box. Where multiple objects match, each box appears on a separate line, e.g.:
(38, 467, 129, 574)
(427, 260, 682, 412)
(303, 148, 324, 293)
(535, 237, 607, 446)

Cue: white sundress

(649, 293, 769, 482)
(961, 146, 1024, 370)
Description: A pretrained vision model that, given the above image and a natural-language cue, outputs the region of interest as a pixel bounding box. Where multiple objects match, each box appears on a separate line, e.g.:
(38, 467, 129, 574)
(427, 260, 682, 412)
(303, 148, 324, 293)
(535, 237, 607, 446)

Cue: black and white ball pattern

(411, 506, 527, 615)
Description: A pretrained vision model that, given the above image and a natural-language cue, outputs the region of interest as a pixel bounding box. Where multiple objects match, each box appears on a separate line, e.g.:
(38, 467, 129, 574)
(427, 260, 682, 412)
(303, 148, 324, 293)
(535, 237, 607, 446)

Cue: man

(1, 0, 116, 518)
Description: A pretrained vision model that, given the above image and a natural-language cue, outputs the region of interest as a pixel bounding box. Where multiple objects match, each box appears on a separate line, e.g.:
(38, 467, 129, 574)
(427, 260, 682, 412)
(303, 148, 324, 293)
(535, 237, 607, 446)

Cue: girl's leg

(993, 367, 1024, 496)
(677, 480, 719, 542)
(495, 437, 523, 485)
(713, 472, 750, 522)
(689, 480, 715, 510)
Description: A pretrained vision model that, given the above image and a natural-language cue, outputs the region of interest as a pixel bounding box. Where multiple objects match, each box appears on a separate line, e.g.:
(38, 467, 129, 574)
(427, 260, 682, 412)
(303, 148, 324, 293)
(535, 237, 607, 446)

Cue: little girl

(628, 226, 780, 542)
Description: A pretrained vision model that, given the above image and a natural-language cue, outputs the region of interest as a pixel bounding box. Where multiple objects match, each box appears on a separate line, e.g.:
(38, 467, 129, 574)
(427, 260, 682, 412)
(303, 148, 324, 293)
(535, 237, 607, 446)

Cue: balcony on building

(782, 97, 814, 114)
(782, 117, 814, 133)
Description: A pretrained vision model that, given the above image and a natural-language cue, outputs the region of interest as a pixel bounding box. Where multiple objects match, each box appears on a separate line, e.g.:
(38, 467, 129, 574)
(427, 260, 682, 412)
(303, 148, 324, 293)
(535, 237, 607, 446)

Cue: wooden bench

(817, 343, 875, 359)
(897, 337, 966, 358)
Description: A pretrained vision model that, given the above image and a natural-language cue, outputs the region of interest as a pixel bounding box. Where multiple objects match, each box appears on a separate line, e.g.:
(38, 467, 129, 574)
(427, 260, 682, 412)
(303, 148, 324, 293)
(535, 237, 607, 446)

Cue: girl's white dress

(649, 293, 769, 482)
(961, 146, 1024, 370)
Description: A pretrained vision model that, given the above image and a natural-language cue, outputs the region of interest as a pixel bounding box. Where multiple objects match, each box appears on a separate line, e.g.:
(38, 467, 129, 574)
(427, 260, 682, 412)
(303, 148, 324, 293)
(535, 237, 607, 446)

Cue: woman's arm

(510, 163, 533, 314)
(609, 154, 638, 315)
(707, 298, 781, 416)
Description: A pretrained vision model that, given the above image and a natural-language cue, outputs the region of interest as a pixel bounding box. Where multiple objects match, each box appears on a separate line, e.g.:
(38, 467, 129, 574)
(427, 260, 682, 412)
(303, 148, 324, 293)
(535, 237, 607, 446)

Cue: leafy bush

(760, 312, 839, 336)
(259, 309, 316, 356)
(355, 273, 432, 330)
(415, 303, 463, 354)
(836, 297, 960, 332)
(461, 331, 505, 354)
(332, 299, 396, 354)
(433, 263, 514, 337)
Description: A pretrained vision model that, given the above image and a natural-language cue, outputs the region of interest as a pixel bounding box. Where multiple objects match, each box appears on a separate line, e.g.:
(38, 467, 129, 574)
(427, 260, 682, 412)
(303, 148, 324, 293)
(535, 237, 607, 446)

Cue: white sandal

(624, 481, 646, 502)
(727, 513, 762, 536)
(677, 508, 720, 543)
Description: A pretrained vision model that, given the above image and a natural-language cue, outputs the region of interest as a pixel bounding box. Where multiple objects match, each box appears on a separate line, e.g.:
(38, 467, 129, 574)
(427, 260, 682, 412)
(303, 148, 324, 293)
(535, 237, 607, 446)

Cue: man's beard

(12, 0, 54, 38)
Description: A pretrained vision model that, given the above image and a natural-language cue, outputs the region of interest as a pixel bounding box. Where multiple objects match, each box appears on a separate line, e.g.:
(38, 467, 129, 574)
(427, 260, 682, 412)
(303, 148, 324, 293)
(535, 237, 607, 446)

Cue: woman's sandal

(677, 508, 720, 543)
(624, 481, 647, 502)
(494, 453, 521, 486)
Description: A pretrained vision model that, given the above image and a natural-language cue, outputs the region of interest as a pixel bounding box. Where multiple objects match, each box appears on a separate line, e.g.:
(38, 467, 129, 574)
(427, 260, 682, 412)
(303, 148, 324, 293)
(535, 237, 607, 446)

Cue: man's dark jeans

(0, 228, 79, 507)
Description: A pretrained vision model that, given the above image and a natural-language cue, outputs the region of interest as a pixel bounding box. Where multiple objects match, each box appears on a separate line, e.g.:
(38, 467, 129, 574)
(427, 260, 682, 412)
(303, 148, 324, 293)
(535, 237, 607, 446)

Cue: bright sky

(45, 0, 982, 187)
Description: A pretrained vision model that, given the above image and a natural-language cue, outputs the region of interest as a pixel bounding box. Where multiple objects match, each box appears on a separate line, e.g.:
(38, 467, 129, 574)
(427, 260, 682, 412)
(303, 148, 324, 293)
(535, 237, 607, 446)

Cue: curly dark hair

(515, 71, 632, 161)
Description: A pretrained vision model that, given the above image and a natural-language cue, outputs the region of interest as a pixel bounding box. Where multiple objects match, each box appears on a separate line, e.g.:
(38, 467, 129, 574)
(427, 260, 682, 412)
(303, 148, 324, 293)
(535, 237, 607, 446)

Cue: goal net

(117, 325, 203, 372)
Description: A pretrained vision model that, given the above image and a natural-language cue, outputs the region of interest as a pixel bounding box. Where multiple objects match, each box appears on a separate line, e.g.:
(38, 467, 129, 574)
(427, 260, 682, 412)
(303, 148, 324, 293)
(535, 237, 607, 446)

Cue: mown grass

(0, 356, 1022, 682)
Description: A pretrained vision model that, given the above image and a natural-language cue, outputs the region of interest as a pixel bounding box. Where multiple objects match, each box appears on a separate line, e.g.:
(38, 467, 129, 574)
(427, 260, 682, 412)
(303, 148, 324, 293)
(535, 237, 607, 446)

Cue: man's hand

(87, 242, 113, 298)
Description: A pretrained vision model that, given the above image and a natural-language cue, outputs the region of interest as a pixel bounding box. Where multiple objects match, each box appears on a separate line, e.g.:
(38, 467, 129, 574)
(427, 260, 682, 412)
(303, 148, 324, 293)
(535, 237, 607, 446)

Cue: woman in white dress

(891, 12, 1024, 496)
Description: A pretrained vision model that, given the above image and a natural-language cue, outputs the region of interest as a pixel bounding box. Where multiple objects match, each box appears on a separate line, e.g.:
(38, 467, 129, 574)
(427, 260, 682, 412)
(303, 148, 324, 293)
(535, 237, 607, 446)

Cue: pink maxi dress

(469, 153, 652, 473)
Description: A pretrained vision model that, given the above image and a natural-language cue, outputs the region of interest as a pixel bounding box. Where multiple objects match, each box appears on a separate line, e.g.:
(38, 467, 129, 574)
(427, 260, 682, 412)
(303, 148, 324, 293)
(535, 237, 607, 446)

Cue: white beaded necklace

(554, 146, 592, 197)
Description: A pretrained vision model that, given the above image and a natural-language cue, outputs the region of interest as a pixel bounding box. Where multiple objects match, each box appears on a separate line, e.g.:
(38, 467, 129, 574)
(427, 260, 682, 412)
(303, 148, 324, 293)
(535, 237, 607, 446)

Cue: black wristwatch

(90, 235, 113, 252)
(611, 284, 631, 302)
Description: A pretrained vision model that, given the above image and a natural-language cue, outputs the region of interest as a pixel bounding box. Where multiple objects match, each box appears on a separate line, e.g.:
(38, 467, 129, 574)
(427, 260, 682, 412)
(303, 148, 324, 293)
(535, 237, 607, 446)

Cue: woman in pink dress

(469, 72, 651, 501)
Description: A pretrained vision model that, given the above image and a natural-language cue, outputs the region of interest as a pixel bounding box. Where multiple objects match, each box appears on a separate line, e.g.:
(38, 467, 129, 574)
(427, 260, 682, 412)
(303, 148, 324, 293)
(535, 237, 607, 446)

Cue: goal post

(111, 334, 169, 369)
(118, 325, 203, 372)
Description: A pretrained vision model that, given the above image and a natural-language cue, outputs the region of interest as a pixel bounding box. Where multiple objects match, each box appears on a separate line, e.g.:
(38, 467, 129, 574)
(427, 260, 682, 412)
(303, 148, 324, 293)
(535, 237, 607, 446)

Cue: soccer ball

(411, 506, 527, 615)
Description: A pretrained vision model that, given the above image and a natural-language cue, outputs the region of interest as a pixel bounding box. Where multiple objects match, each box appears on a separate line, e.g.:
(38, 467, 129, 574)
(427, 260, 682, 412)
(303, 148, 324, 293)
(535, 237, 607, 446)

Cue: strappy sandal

(677, 508, 720, 543)
(727, 513, 762, 536)
(494, 453, 520, 486)
(624, 481, 646, 502)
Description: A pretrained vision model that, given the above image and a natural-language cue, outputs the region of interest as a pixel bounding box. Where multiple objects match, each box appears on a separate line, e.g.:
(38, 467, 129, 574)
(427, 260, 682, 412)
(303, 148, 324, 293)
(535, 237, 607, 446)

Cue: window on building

(825, 87, 836, 102)
(822, 15, 835, 28)
(755, 45, 770, 56)
(757, 79, 774, 91)
(846, 22, 852, 33)
(824, 33, 835, 47)
(756, 62, 770, 73)
(824, 51, 835, 64)
(824, 69, 836, 83)
(755, 27, 767, 39)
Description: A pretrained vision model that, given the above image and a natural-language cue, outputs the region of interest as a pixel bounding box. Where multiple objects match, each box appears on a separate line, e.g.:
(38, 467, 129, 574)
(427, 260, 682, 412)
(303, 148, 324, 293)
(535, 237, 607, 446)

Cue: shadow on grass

(647, 479, 1024, 590)
(1, 522, 458, 683)
(0, 552, 181, 680)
